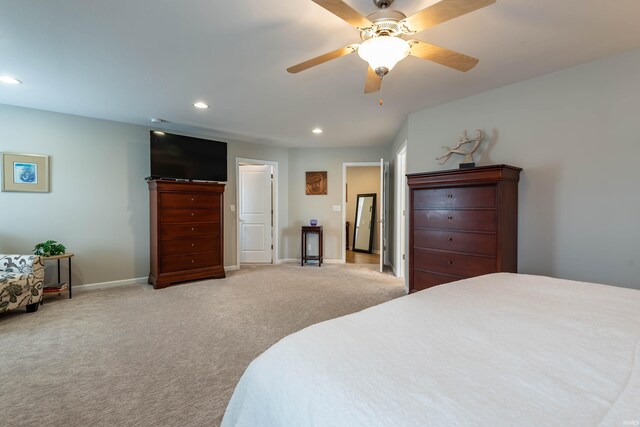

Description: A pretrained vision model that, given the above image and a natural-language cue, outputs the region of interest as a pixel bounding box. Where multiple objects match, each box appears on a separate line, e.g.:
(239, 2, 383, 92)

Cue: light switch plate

(332, 205, 341, 212)
(230, 205, 236, 212)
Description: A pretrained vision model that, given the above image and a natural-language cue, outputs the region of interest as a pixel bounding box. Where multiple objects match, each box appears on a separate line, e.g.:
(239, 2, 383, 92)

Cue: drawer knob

(191, 212, 195, 216)
(191, 227, 195, 231)
(191, 243, 195, 247)
(448, 237, 453, 242)
(191, 260, 195, 263)
(448, 260, 453, 265)
(448, 216, 453, 221)
(191, 198, 195, 202)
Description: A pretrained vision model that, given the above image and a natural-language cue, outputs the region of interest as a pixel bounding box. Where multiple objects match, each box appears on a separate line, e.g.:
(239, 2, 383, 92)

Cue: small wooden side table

(42, 253, 74, 299)
(301, 226, 323, 267)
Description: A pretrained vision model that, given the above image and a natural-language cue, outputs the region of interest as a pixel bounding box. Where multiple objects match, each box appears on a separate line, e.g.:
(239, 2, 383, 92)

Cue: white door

(239, 165, 272, 263)
(379, 158, 389, 273)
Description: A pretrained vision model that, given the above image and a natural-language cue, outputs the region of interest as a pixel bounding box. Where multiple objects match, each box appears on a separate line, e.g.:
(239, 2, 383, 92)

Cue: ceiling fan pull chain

(379, 83, 384, 107)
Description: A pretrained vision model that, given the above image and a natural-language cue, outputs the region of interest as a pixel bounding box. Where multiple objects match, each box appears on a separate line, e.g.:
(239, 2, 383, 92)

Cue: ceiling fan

(287, 0, 495, 94)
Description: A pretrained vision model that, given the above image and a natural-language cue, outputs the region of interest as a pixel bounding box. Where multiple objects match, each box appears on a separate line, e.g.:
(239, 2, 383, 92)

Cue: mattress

(222, 273, 640, 426)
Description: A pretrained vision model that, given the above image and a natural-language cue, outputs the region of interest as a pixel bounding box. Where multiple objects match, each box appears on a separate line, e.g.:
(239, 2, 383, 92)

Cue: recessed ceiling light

(312, 128, 323, 134)
(153, 131, 166, 136)
(193, 102, 209, 109)
(0, 76, 22, 85)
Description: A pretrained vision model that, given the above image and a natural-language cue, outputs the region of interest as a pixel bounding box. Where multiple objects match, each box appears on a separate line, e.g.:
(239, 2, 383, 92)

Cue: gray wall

(0, 104, 390, 283)
(286, 146, 388, 261)
(5, 48, 636, 288)
(0, 105, 150, 284)
(0, 104, 298, 283)
(400, 48, 640, 289)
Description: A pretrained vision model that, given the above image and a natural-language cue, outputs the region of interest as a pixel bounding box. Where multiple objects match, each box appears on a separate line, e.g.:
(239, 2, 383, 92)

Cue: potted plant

(33, 240, 67, 257)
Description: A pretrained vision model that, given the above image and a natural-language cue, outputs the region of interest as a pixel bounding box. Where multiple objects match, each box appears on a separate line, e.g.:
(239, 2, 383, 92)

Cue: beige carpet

(0, 264, 404, 426)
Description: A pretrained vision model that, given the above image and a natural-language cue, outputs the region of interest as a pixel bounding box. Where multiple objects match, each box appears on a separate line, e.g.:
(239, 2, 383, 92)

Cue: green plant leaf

(33, 240, 67, 256)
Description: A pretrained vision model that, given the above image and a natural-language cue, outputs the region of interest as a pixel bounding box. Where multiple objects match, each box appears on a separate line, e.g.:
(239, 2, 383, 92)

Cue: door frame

(342, 161, 380, 264)
(394, 142, 407, 278)
(236, 157, 279, 269)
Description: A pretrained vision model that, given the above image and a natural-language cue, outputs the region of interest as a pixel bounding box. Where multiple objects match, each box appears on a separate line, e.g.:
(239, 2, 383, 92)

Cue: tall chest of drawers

(407, 165, 521, 293)
(148, 180, 225, 289)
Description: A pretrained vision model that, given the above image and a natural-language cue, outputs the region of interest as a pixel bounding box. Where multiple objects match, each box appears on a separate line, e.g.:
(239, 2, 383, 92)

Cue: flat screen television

(150, 131, 227, 182)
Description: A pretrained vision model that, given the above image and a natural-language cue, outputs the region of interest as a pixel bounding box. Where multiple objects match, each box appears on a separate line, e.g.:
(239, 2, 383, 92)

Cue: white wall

(402, 48, 640, 289)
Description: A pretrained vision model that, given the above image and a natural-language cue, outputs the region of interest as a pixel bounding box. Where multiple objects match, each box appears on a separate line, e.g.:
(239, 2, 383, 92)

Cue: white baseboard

(75, 276, 147, 291)
(372, 249, 381, 254)
(224, 265, 239, 272)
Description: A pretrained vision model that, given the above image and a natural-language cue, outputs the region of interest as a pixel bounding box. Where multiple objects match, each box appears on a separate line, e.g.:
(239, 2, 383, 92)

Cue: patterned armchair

(0, 255, 44, 313)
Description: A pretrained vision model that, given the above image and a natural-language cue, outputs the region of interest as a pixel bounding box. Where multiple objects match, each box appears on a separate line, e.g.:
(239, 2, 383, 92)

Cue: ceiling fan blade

(364, 67, 382, 93)
(287, 44, 359, 74)
(312, 0, 373, 30)
(400, 0, 496, 33)
(409, 40, 479, 72)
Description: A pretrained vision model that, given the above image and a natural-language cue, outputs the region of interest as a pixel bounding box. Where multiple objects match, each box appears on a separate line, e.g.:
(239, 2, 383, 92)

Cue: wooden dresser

(148, 180, 225, 289)
(407, 165, 521, 293)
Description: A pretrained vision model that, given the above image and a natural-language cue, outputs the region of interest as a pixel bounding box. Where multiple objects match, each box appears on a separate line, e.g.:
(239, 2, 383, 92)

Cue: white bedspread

(222, 273, 640, 427)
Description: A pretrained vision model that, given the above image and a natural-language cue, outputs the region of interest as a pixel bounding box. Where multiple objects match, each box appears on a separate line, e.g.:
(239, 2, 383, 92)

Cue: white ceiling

(1, 0, 639, 147)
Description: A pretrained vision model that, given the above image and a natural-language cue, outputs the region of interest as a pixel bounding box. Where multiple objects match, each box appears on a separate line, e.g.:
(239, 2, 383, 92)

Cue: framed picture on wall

(306, 171, 327, 195)
(2, 153, 50, 192)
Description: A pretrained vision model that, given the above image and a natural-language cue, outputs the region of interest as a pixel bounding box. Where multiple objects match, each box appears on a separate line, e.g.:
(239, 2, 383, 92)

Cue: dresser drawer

(414, 248, 495, 277)
(159, 223, 220, 240)
(413, 270, 462, 291)
(159, 193, 219, 210)
(414, 229, 496, 256)
(159, 209, 220, 223)
(160, 237, 219, 257)
(160, 251, 221, 274)
(413, 186, 495, 209)
(414, 209, 495, 232)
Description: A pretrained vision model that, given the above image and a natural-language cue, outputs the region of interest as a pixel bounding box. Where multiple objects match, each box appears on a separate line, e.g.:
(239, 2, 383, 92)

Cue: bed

(222, 273, 640, 426)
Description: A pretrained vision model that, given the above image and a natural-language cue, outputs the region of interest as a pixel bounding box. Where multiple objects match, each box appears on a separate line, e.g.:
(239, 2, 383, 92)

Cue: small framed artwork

(2, 153, 50, 192)
(306, 171, 327, 195)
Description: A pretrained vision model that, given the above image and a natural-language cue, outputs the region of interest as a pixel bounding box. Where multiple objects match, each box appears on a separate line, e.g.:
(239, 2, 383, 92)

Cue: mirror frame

(352, 193, 377, 254)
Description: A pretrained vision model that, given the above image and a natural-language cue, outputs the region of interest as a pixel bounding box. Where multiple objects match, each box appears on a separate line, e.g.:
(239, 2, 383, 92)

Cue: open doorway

(343, 163, 382, 266)
(235, 158, 279, 268)
(395, 143, 407, 278)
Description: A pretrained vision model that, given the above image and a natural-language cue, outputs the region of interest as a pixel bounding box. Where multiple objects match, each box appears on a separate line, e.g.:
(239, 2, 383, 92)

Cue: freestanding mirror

(353, 193, 376, 253)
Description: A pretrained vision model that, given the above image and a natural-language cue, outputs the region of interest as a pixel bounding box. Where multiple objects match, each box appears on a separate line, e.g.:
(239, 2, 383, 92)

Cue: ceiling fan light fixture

(0, 75, 22, 85)
(357, 36, 409, 75)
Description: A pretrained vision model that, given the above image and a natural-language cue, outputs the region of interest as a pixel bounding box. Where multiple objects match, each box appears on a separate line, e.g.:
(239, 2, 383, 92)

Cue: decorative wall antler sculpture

(436, 130, 485, 167)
